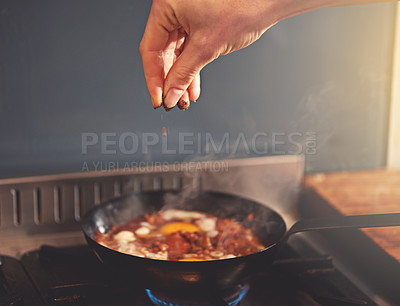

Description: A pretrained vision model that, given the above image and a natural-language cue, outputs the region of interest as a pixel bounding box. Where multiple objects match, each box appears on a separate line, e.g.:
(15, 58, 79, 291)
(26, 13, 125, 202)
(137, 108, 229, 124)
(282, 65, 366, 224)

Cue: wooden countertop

(305, 169, 400, 262)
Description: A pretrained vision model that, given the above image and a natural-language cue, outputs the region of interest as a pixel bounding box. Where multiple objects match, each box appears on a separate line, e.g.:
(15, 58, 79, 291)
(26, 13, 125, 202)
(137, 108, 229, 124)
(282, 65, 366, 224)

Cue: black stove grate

(0, 242, 375, 306)
(0, 255, 42, 306)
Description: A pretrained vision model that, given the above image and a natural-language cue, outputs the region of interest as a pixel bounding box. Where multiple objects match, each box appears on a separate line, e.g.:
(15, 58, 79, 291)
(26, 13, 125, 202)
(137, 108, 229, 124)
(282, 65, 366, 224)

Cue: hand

(139, 0, 387, 111)
(139, 0, 281, 110)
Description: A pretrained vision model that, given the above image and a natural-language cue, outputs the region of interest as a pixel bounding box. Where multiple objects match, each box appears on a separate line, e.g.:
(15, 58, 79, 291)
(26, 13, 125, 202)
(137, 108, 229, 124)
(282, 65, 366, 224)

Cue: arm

(139, 0, 397, 110)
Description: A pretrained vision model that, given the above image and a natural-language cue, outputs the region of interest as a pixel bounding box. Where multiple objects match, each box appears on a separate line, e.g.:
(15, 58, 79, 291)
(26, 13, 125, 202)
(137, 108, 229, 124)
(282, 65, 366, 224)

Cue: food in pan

(94, 209, 264, 261)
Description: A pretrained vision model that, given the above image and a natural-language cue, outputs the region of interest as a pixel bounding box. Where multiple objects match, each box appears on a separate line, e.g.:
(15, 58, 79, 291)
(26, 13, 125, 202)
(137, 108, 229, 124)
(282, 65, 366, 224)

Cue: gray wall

(0, 1, 396, 178)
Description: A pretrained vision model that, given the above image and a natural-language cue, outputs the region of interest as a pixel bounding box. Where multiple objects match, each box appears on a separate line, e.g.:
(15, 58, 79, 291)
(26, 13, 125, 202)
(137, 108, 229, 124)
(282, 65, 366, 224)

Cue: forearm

(274, 0, 397, 23)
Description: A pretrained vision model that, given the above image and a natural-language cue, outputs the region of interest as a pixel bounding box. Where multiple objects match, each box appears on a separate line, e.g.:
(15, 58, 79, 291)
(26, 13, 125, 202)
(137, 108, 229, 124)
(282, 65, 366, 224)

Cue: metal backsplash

(0, 156, 303, 257)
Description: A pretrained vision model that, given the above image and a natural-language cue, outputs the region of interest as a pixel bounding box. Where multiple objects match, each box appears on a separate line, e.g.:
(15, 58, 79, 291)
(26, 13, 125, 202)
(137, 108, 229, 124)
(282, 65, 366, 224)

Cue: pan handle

(285, 213, 400, 238)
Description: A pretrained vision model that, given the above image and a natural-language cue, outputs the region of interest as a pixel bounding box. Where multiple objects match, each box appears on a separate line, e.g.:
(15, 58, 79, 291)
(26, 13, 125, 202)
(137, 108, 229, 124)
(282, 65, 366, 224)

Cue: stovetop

(0, 239, 376, 306)
(0, 157, 398, 305)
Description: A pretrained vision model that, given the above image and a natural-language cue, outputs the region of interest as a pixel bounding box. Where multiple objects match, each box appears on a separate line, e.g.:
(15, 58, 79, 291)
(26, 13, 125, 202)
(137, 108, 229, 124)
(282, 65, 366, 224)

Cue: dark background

(0, 1, 396, 178)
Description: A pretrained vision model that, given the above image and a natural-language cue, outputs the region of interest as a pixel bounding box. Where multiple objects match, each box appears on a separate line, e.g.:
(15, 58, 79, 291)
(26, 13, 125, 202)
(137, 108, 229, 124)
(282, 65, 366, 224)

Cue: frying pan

(81, 191, 400, 295)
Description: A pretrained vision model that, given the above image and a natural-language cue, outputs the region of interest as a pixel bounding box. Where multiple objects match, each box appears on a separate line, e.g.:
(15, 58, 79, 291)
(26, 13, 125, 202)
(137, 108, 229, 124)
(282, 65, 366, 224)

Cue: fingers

(187, 73, 201, 102)
(175, 28, 186, 56)
(139, 8, 171, 109)
(177, 90, 190, 110)
(163, 39, 212, 108)
(162, 29, 191, 111)
(163, 30, 178, 79)
(140, 4, 210, 111)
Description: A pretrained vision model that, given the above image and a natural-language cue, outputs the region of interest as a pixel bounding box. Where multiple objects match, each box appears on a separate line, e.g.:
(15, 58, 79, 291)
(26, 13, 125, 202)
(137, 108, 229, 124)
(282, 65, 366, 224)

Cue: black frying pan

(81, 191, 400, 295)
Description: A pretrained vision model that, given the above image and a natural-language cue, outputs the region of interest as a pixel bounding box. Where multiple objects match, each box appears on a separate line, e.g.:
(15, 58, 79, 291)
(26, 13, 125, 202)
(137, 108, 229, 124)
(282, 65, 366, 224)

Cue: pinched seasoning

(94, 209, 264, 261)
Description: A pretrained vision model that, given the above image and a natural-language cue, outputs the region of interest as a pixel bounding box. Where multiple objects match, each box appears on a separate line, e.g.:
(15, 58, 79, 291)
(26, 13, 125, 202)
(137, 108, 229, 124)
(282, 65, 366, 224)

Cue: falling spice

(162, 127, 167, 137)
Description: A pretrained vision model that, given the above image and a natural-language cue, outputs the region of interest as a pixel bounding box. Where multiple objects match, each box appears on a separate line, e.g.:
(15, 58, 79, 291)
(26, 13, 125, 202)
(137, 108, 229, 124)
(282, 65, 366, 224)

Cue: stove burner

(12, 244, 379, 305)
(146, 283, 249, 306)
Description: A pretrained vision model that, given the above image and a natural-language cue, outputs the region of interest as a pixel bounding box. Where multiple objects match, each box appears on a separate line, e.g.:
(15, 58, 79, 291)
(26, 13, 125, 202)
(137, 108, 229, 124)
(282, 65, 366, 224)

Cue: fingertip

(151, 96, 163, 109)
(149, 86, 163, 109)
(152, 99, 163, 109)
(178, 91, 190, 110)
(178, 99, 190, 110)
(188, 73, 201, 102)
(164, 88, 184, 108)
(162, 102, 174, 112)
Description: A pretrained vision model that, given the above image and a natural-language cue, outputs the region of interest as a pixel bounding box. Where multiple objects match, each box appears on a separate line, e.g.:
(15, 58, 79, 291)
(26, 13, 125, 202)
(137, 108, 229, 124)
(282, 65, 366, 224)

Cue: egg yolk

(179, 258, 204, 261)
(160, 222, 200, 235)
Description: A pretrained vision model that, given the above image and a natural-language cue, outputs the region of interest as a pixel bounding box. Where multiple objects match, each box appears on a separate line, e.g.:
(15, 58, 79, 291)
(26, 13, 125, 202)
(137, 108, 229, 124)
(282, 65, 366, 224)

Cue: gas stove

(0, 156, 398, 305)
(0, 238, 376, 306)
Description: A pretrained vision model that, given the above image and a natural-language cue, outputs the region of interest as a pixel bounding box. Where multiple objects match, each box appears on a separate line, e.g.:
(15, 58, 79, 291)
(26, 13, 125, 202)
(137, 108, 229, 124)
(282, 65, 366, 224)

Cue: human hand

(139, 0, 382, 111)
(139, 0, 283, 110)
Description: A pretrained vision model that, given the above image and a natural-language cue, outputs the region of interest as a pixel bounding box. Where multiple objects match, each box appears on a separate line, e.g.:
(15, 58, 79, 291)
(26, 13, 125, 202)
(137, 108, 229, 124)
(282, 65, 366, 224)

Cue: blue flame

(145, 284, 249, 306)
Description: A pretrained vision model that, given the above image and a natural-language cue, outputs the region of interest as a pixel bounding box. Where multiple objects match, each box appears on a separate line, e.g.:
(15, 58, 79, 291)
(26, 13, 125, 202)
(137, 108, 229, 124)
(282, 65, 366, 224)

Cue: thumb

(163, 40, 213, 108)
